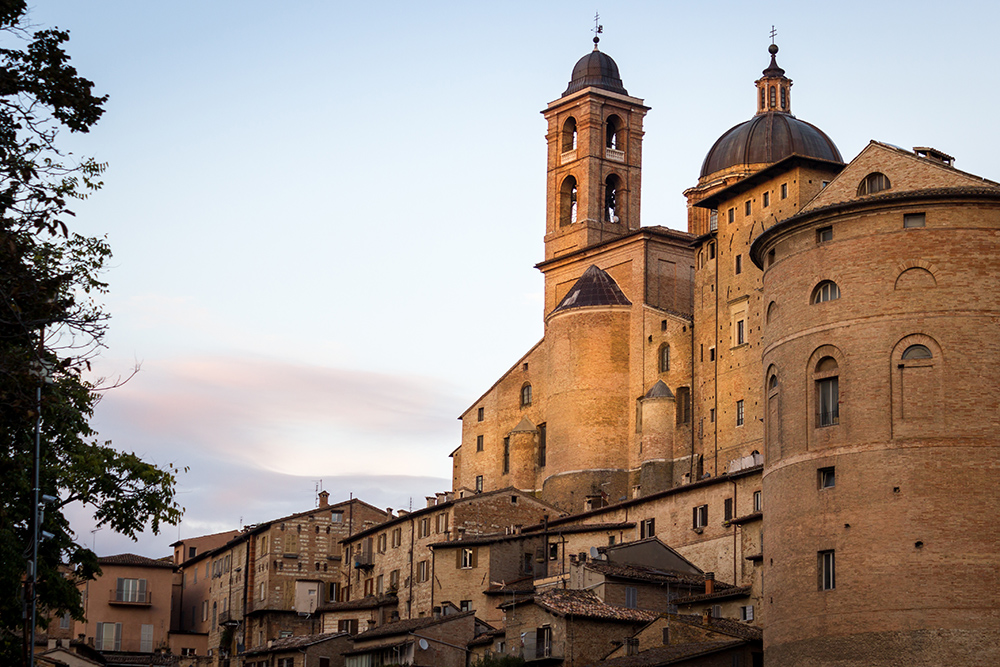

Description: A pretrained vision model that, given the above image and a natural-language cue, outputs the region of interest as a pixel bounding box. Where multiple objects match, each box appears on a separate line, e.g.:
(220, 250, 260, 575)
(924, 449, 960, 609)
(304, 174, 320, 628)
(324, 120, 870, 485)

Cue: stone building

(172, 493, 385, 664)
(450, 38, 1000, 665)
(339, 487, 563, 623)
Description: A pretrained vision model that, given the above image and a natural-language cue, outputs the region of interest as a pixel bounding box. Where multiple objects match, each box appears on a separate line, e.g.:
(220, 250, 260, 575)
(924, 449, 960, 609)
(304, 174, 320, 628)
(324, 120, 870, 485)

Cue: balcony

(560, 150, 577, 165)
(353, 552, 374, 570)
(218, 609, 240, 628)
(520, 639, 564, 662)
(605, 147, 625, 162)
(109, 591, 151, 606)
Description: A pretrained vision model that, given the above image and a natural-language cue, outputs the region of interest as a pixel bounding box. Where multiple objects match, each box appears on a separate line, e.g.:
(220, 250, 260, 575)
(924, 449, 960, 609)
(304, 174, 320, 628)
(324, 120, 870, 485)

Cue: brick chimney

(704, 572, 715, 595)
(318, 490, 329, 508)
(702, 608, 712, 625)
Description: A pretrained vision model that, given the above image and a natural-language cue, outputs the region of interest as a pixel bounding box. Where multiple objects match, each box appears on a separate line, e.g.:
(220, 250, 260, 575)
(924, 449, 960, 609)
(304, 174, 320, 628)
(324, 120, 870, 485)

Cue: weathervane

(592, 11, 603, 48)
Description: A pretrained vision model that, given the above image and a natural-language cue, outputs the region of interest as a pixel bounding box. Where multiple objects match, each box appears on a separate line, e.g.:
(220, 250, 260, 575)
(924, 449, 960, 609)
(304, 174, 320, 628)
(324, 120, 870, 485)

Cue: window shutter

(114, 623, 122, 651)
(692, 506, 698, 528)
(471, 548, 478, 569)
(649, 518, 655, 535)
(456, 549, 462, 569)
(138, 578, 147, 603)
(95, 622, 104, 650)
(116, 577, 125, 600)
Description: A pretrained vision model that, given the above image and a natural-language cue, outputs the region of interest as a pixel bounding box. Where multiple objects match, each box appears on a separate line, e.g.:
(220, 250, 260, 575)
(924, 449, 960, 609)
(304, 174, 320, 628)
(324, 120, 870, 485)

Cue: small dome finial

(762, 27, 785, 78)
(592, 11, 603, 50)
(769, 43, 779, 55)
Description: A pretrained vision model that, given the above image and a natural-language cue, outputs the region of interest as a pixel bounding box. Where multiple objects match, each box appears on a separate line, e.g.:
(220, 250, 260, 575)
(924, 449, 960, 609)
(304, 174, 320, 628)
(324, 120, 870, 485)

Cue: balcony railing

(353, 552, 374, 569)
(109, 591, 151, 606)
(218, 609, 240, 628)
(520, 639, 564, 662)
(560, 150, 577, 165)
(605, 147, 625, 162)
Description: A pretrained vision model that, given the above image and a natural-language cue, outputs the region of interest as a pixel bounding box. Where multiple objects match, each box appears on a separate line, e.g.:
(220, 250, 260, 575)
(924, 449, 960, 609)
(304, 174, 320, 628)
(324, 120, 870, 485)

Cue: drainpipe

(731, 478, 738, 585)
(408, 515, 415, 619)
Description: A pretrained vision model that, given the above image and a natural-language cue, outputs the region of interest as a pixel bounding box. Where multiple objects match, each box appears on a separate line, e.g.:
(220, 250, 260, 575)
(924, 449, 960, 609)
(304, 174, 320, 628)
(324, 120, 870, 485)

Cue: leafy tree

(0, 3, 183, 663)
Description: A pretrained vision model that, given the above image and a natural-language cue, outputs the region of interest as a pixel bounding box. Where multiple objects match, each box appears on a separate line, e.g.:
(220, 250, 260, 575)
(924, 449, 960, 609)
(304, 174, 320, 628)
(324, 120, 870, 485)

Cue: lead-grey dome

(563, 48, 628, 97)
(700, 112, 842, 178)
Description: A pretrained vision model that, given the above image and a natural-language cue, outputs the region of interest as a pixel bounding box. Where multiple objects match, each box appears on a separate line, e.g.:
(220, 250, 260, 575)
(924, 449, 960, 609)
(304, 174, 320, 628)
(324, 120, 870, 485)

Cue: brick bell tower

(542, 36, 649, 261)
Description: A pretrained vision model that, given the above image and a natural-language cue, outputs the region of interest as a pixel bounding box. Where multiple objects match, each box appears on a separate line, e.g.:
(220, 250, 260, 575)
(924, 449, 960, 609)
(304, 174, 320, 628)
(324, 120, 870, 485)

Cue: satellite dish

(589, 547, 600, 559)
(418, 639, 429, 651)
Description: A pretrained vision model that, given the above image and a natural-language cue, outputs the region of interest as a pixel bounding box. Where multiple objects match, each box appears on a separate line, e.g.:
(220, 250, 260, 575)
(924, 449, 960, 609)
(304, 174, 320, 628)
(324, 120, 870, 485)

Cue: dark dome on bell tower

(563, 37, 628, 97)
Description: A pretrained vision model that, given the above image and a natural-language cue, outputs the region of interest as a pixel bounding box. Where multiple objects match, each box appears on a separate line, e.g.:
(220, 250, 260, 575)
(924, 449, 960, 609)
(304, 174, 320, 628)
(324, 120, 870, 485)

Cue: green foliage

(472, 653, 525, 667)
(0, 4, 183, 663)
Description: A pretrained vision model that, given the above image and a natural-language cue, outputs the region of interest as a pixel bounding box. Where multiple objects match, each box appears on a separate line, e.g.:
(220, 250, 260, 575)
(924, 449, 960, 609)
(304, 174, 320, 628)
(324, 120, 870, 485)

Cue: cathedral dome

(699, 44, 842, 179)
(700, 113, 842, 178)
(563, 43, 628, 97)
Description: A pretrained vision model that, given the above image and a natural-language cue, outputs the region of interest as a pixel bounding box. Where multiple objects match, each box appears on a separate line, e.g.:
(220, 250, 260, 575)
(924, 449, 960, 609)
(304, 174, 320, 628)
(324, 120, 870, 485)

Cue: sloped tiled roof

(510, 589, 656, 623)
(551, 265, 631, 314)
(584, 561, 720, 590)
(592, 639, 747, 666)
(468, 627, 506, 648)
(672, 586, 752, 605)
(98, 554, 174, 569)
(672, 614, 762, 642)
(242, 632, 349, 656)
(352, 610, 475, 641)
(317, 594, 398, 613)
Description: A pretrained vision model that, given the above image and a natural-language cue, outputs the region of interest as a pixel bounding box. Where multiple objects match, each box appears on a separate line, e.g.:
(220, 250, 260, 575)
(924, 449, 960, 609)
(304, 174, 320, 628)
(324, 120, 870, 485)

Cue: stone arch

(894, 260, 939, 290)
(605, 173, 623, 223)
(890, 333, 943, 433)
(605, 114, 623, 150)
(561, 116, 577, 152)
(559, 175, 578, 226)
(766, 300, 777, 324)
(806, 345, 846, 446)
(765, 363, 782, 465)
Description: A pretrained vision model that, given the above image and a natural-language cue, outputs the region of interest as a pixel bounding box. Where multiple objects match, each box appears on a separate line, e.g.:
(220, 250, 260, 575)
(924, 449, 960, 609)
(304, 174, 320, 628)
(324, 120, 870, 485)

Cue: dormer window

(858, 172, 891, 196)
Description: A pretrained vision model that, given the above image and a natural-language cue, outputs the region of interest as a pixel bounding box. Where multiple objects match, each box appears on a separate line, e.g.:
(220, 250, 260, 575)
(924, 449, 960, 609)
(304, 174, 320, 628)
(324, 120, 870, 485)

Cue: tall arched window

(606, 115, 622, 150)
(857, 172, 891, 196)
(659, 344, 670, 373)
(767, 369, 780, 462)
(760, 87, 765, 111)
(815, 357, 839, 427)
(605, 174, 622, 223)
(561, 117, 577, 152)
(560, 176, 578, 226)
(769, 86, 776, 108)
(780, 87, 787, 109)
(521, 383, 532, 407)
(812, 281, 840, 304)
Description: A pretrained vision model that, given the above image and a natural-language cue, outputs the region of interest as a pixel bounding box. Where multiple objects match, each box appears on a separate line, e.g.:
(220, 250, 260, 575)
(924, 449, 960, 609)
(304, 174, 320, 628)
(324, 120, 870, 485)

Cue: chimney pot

(704, 572, 715, 595)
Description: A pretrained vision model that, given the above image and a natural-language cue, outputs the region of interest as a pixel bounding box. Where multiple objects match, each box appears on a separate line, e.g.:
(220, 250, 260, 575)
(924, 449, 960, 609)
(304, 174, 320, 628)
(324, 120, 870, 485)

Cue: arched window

(562, 117, 577, 152)
(560, 176, 578, 226)
(901, 344, 932, 360)
(605, 174, 622, 223)
(769, 86, 776, 108)
(768, 374, 778, 391)
(766, 301, 777, 323)
(815, 357, 839, 427)
(857, 172, 891, 196)
(659, 345, 670, 373)
(812, 281, 840, 304)
(760, 87, 765, 111)
(521, 384, 532, 407)
(780, 87, 787, 109)
(606, 115, 622, 150)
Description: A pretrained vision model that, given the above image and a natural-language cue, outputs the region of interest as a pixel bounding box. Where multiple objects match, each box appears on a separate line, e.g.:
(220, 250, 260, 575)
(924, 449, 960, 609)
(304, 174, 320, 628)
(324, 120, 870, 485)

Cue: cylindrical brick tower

(541, 265, 632, 511)
(751, 185, 1000, 665)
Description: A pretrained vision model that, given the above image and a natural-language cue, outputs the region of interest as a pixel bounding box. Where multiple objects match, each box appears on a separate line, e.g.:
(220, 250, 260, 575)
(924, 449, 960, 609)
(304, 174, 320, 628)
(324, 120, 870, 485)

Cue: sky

(22, 1, 1000, 558)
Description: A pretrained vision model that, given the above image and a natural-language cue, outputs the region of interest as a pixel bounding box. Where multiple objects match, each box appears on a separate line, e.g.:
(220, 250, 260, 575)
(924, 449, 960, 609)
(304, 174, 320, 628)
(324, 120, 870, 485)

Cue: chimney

(386, 508, 393, 518)
(318, 490, 329, 508)
(702, 608, 711, 625)
(426, 496, 436, 508)
(432, 606, 442, 620)
(704, 572, 715, 595)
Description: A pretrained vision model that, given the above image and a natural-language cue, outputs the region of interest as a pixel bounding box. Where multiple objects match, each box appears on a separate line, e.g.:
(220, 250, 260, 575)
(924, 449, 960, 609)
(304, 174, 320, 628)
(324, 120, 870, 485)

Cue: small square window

(475, 475, 483, 493)
(477, 407, 484, 422)
(903, 213, 925, 228)
(735, 254, 742, 275)
(522, 362, 529, 371)
(548, 543, 558, 560)
(817, 226, 833, 243)
(745, 200, 751, 216)
(781, 183, 788, 199)
(762, 191, 770, 207)
(661, 320, 667, 331)
(476, 435, 483, 451)
(728, 208, 735, 224)
(736, 400, 745, 426)
(821, 180, 830, 189)
(819, 467, 835, 489)
(692, 504, 708, 529)
(741, 605, 754, 621)
(640, 518, 656, 538)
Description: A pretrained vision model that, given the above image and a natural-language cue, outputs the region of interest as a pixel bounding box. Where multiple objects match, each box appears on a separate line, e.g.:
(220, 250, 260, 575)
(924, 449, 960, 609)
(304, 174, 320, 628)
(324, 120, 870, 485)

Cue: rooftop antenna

(314, 479, 323, 506)
(592, 11, 603, 49)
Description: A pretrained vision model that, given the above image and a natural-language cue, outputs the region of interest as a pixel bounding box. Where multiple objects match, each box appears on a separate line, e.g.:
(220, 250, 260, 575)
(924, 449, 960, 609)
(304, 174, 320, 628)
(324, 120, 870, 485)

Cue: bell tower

(542, 37, 649, 261)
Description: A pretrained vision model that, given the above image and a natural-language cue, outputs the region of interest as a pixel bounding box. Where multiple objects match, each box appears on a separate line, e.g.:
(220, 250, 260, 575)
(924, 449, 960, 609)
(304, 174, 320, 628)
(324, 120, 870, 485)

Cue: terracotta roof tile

(97, 554, 174, 569)
(590, 639, 747, 666)
(512, 589, 656, 623)
(242, 632, 348, 656)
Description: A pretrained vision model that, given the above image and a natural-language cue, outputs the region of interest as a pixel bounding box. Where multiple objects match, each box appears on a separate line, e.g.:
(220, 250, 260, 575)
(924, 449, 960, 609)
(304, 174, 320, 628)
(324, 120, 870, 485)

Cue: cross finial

(592, 11, 603, 48)
(770, 25, 777, 44)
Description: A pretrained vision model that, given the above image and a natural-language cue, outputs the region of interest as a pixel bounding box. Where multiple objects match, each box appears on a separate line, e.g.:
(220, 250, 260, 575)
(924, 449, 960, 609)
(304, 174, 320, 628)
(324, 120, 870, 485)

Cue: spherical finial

(769, 43, 779, 55)
(593, 35, 600, 49)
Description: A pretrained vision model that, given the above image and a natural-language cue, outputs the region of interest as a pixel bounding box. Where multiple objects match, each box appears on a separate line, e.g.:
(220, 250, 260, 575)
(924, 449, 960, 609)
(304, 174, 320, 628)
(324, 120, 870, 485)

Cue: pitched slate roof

(98, 554, 174, 569)
(551, 265, 632, 314)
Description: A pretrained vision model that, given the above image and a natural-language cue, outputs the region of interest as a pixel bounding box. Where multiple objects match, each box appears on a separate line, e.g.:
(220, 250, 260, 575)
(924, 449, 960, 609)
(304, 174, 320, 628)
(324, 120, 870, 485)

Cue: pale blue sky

(28, 1, 1000, 556)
